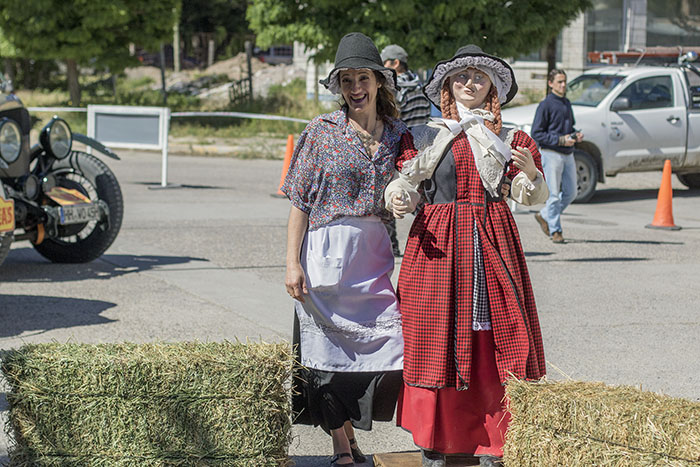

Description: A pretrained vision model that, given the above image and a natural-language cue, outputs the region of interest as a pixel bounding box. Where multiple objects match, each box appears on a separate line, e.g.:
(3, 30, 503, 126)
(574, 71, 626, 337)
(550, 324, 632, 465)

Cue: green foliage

(180, 0, 251, 61)
(0, 27, 16, 58)
(21, 77, 322, 141)
(0, 1, 179, 72)
(169, 78, 322, 140)
(247, 0, 592, 68)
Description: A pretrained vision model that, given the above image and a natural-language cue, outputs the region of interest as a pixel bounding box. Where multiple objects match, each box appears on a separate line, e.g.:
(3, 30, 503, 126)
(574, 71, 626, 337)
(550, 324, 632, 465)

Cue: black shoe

(347, 437, 366, 463)
(479, 455, 504, 466)
(421, 449, 446, 467)
(330, 452, 354, 466)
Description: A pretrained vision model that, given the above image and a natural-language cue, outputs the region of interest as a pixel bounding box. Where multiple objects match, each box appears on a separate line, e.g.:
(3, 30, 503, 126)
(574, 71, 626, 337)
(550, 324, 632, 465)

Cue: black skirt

(292, 312, 402, 433)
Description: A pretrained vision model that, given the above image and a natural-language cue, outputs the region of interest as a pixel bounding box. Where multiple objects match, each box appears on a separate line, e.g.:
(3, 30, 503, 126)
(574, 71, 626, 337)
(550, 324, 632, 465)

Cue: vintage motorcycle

(0, 74, 123, 266)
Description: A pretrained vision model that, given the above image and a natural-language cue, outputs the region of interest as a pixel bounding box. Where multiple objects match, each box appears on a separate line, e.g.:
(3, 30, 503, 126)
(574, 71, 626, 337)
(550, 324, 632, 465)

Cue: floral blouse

(281, 109, 407, 230)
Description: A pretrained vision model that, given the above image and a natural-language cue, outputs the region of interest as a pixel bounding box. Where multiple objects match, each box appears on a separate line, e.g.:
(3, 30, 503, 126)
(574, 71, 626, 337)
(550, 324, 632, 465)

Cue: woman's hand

(391, 192, 413, 219)
(511, 146, 539, 182)
(285, 206, 309, 303)
(285, 262, 308, 303)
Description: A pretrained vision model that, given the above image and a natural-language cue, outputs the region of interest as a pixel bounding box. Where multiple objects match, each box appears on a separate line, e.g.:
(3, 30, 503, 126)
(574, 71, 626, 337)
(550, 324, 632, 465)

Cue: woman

(281, 32, 406, 467)
(386, 45, 549, 467)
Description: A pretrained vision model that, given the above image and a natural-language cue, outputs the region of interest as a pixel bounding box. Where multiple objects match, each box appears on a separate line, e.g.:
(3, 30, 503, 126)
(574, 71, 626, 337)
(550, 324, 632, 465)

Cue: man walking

(381, 44, 431, 128)
(379, 44, 432, 256)
(531, 69, 583, 244)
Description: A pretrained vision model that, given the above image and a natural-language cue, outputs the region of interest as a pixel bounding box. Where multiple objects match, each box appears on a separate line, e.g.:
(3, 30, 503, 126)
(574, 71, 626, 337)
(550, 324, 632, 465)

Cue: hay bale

(505, 379, 700, 466)
(1, 341, 293, 466)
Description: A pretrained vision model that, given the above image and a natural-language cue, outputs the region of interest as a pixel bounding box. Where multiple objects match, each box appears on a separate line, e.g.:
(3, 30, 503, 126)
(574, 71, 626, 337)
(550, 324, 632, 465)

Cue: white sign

(87, 105, 171, 187)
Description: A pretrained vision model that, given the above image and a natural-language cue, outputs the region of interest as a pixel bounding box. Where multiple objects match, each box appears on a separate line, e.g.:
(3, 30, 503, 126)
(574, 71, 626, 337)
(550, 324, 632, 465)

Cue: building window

(647, 0, 700, 47)
(586, 0, 623, 52)
(516, 35, 562, 62)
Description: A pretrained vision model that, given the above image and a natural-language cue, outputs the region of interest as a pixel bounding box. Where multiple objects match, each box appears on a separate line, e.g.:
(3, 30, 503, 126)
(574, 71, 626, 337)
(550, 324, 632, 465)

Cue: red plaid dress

(397, 129, 546, 389)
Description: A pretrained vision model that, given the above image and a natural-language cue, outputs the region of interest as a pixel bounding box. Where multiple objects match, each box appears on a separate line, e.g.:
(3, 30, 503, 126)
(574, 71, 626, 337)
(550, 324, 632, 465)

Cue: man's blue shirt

(531, 93, 576, 154)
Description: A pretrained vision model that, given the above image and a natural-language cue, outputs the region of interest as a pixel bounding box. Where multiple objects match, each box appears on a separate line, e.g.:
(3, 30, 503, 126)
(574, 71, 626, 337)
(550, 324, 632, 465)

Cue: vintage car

(501, 51, 700, 202)
(0, 74, 123, 266)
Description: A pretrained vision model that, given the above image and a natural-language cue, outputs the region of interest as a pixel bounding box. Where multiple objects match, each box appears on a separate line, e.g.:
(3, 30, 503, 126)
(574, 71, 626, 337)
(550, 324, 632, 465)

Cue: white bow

(436, 106, 512, 198)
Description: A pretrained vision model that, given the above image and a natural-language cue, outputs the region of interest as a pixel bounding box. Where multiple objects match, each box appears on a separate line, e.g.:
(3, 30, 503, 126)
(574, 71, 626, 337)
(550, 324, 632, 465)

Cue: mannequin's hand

(511, 147, 538, 181)
(391, 193, 412, 219)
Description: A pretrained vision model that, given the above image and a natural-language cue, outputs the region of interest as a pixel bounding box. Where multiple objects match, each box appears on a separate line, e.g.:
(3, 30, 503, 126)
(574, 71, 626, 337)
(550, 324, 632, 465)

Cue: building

(514, 0, 700, 91)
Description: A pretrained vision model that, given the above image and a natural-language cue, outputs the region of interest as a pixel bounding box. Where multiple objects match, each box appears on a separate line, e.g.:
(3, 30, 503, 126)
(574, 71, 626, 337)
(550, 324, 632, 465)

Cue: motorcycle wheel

(33, 151, 123, 263)
(0, 233, 12, 266)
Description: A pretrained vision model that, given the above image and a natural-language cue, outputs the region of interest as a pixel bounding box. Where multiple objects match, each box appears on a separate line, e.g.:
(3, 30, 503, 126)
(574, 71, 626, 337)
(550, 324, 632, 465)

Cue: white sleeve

(384, 171, 420, 211)
(509, 170, 549, 206)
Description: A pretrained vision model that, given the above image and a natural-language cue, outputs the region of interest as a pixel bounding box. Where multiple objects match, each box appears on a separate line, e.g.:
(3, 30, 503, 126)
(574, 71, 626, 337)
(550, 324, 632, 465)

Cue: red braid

(440, 80, 459, 121)
(482, 87, 502, 135)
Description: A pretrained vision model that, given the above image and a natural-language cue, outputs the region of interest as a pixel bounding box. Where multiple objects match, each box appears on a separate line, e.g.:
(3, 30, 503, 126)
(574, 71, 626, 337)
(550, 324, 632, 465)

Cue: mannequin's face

(450, 67, 492, 109)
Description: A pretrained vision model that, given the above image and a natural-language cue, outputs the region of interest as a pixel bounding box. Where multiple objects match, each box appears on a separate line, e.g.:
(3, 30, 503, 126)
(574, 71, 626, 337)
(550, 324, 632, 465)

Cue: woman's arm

(285, 205, 309, 302)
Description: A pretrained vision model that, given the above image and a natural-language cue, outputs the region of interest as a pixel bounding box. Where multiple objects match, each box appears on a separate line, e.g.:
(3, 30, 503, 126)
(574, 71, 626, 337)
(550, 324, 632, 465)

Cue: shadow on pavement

(290, 455, 374, 467)
(0, 295, 117, 339)
(524, 251, 555, 257)
(531, 256, 649, 263)
(568, 239, 683, 245)
(0, 248, 208, 283)
(589, 187, 699, 204)
(133, 181, 228, 190)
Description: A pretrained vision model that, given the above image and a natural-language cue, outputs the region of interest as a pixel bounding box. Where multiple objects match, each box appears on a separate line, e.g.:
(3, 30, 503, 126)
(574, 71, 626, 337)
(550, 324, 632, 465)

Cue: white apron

(295, 216, 404, 372)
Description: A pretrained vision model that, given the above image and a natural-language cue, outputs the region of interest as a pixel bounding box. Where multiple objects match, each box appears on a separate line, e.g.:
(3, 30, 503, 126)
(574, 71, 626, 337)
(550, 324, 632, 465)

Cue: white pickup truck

(501, 54, 700, 202)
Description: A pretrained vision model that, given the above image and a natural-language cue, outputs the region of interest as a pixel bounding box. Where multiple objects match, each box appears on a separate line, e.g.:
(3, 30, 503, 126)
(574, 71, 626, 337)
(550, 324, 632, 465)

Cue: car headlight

(0, 117, 22, 163)
(40, 117, 72, 159)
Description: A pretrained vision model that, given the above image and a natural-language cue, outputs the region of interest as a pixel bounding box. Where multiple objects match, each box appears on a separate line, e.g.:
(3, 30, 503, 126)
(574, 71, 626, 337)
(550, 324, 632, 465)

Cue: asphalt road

(1, 151, 699, 465)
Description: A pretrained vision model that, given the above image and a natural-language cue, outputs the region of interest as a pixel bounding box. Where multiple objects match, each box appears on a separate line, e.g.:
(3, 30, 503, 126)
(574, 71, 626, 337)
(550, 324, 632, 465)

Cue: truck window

(684, 68, 700, 109)
(568, 75, 623, 107)
(617, 76, 673, 110)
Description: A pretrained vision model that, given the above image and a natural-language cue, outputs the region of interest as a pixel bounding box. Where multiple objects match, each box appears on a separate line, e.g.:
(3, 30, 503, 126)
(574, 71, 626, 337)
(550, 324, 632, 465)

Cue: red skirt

(397, 330, 509, 456)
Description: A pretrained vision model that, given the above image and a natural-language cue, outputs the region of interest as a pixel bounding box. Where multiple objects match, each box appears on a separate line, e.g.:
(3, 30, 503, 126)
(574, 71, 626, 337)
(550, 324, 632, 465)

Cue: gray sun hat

(424, 44, 518, 109)
(320, 32, 397, 95)
(380, 44, 408, 64)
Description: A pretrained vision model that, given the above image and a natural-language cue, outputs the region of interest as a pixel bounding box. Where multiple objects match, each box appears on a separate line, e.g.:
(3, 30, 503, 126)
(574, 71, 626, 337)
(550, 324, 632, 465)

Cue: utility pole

(173, 6, 181, 73)
(159, 44, 168, 106)
(245, 40, 253, 100)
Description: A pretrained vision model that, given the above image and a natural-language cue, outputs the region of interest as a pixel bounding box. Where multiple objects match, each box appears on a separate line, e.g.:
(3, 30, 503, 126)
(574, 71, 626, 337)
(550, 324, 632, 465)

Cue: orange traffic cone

(272, 134, 294, 198)
(645, 159, 681, 230)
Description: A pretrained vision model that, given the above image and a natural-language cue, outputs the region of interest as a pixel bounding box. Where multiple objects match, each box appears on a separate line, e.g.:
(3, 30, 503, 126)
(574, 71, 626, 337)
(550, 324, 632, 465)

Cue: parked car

(501, 52, 700, 202)
(253, 46, 293, 65)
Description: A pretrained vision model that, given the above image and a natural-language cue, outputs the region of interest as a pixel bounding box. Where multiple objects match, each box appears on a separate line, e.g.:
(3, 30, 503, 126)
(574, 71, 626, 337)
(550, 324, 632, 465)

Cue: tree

(0, 28, 16, 80)
(179, 0, 250, 65)
(247, 0, 591, 69)
(0, 0, 179, 106)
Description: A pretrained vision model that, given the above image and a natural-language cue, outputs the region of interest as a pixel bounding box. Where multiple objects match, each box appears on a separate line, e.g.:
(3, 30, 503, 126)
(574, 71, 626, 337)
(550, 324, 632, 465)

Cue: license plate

(0, 196, 14, 233)
(58, 203, 102, 225)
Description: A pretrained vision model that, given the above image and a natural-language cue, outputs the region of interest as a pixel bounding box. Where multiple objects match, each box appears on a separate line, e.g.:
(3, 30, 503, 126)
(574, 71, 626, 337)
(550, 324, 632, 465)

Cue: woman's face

(340, 68, 380, 116)
(450, 67, 492, 109)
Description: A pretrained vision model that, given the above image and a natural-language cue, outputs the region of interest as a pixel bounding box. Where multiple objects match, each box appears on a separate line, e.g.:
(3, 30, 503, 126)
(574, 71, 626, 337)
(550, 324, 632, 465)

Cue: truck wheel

(0, 233, 11, 266)
(573, 150, 598, 203)
(32, 151, 123, 263)
(677, 173, 700, 189)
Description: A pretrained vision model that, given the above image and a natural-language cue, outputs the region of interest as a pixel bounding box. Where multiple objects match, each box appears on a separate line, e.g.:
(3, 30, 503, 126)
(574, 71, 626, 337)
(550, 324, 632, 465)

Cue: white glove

(391, 190, 418, 219)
